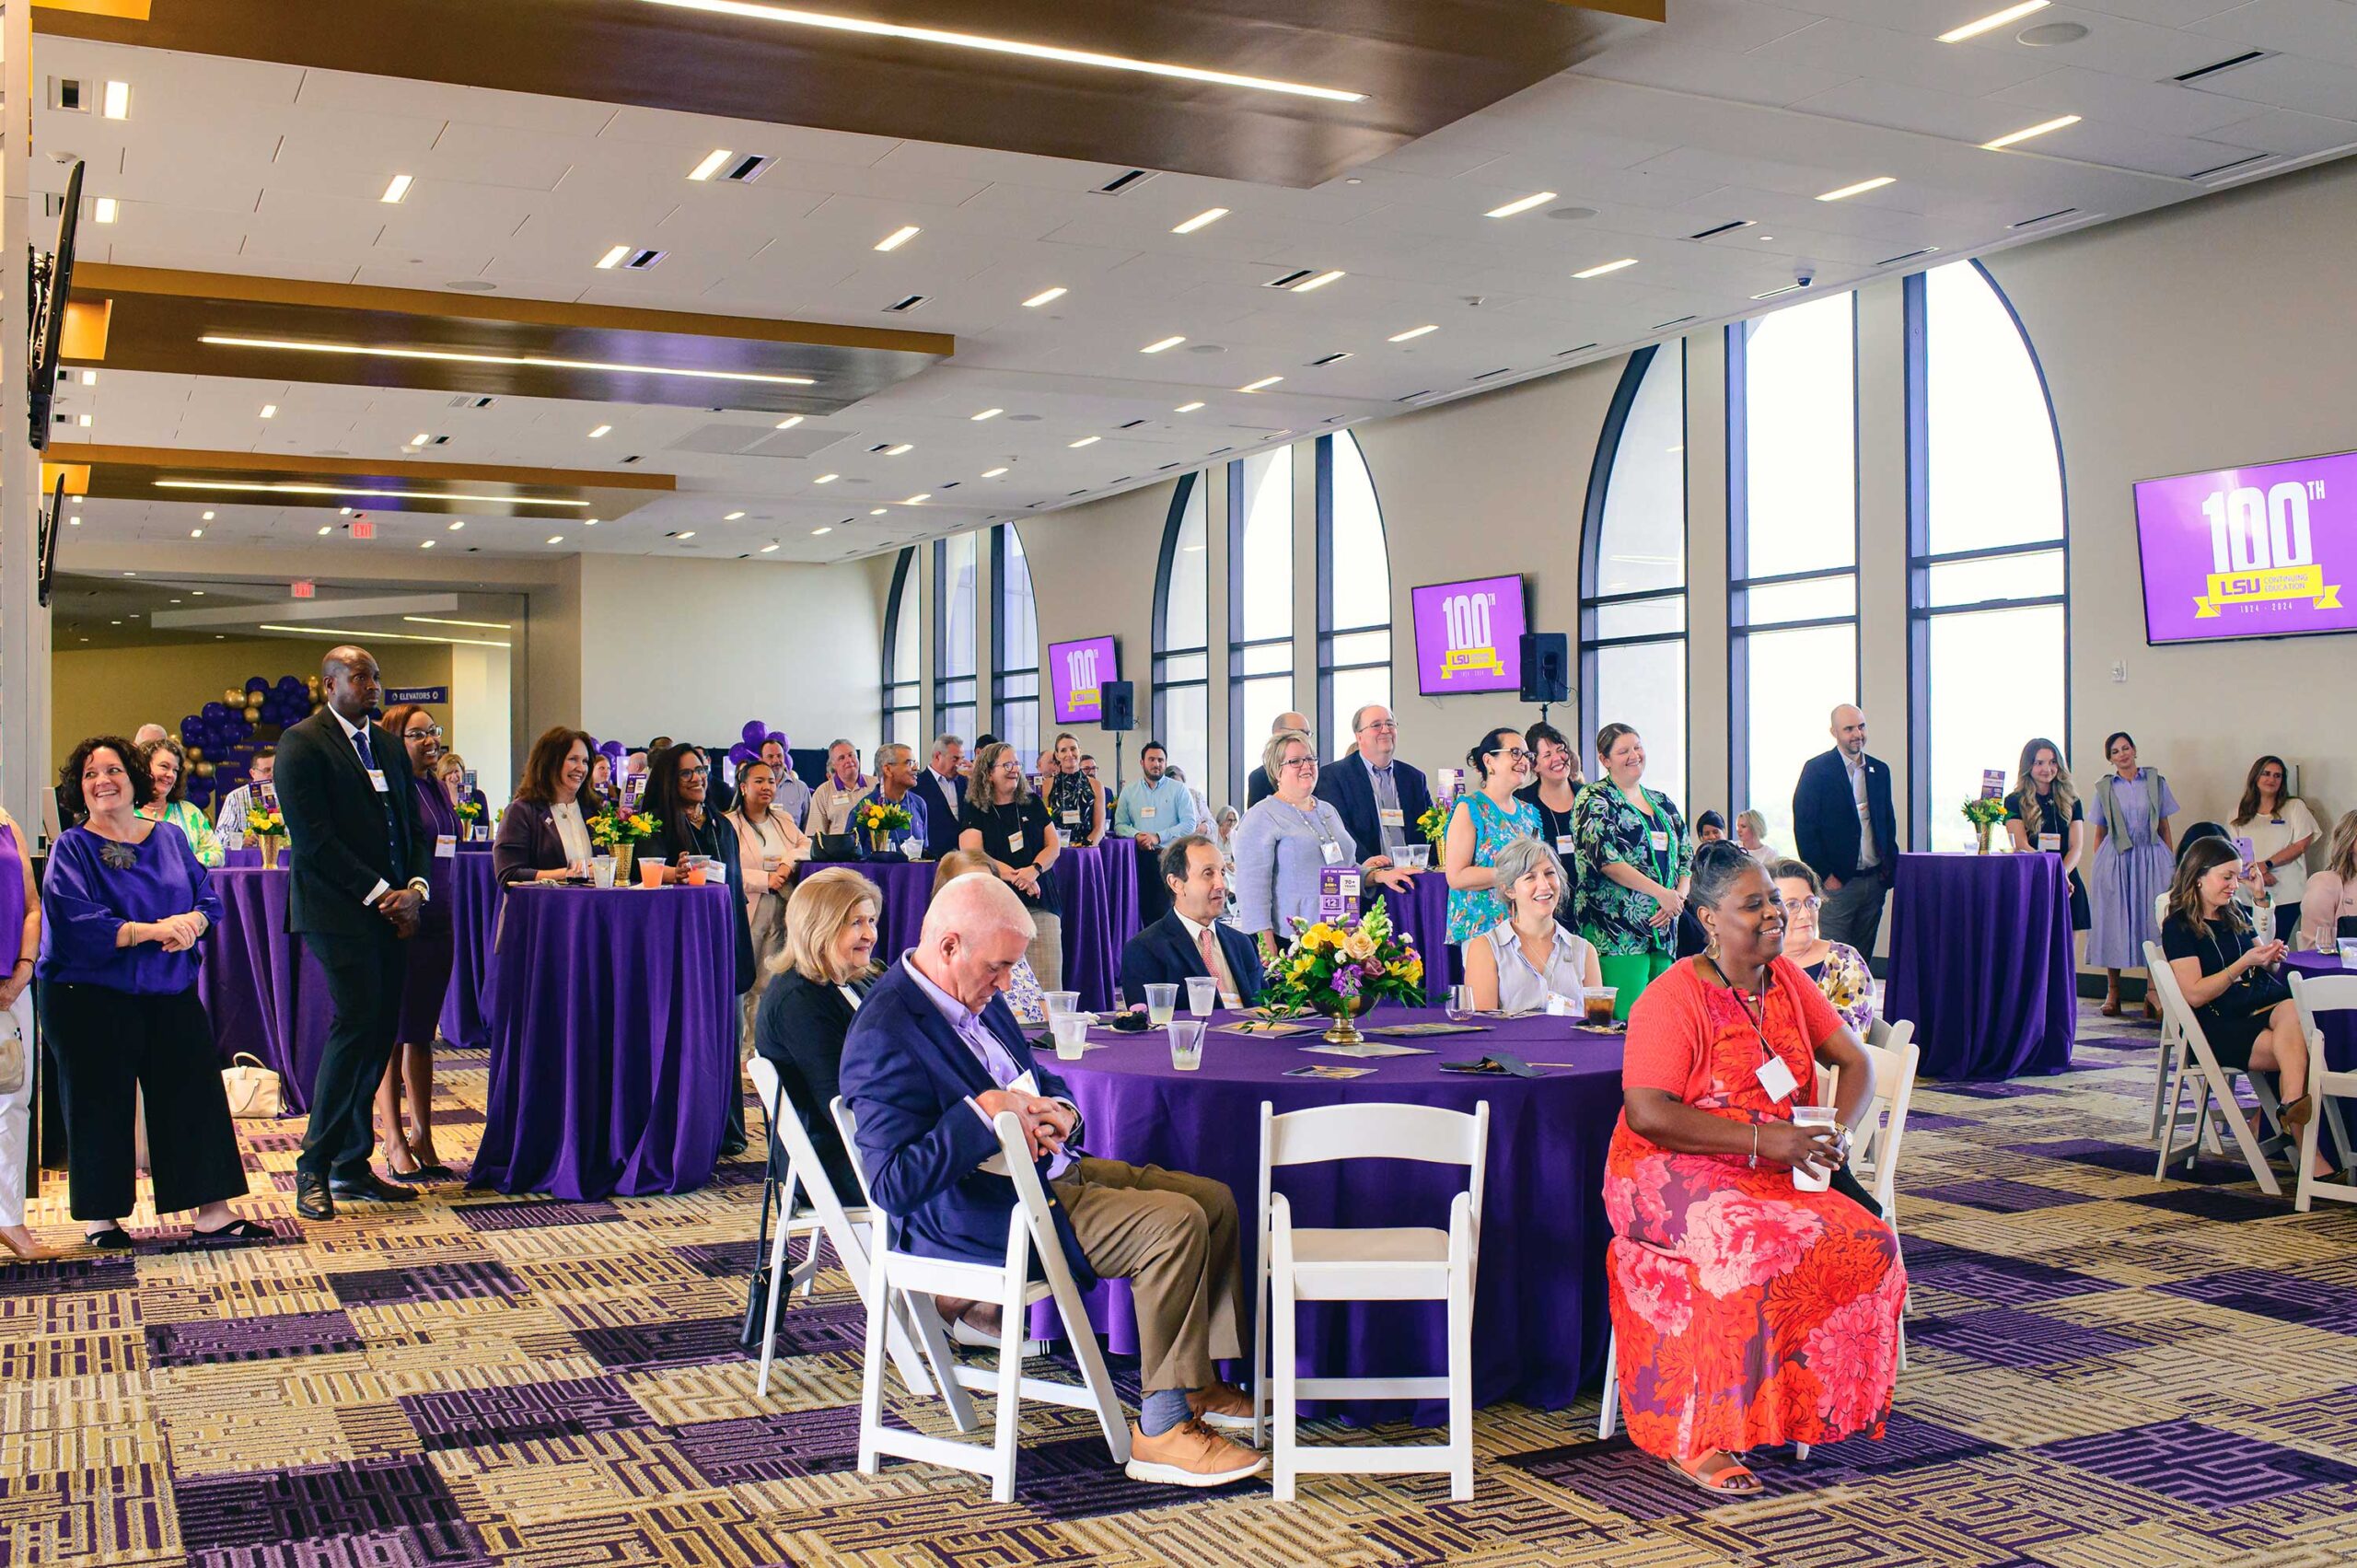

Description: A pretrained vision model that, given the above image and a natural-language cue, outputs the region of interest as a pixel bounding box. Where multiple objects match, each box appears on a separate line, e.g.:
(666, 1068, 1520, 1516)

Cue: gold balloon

(245, 704, 262, 722)
(225, 687, 244, 705)
(187, 745, 203, 762)
(195, 761, 215, 779)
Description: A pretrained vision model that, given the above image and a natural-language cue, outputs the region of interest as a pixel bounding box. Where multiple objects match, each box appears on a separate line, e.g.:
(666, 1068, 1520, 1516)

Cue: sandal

(189, 1218, 273, 1247)
(2099, 995, 2122, 1017)
(83, 1226, 135, 1250)
(1674, 1450, 1761, 1495)
(2279, 1093, 2316, 1134)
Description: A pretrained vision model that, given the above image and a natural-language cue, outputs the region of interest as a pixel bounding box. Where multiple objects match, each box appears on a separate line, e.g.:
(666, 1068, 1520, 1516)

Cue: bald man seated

(839, 873, 1263, 1488)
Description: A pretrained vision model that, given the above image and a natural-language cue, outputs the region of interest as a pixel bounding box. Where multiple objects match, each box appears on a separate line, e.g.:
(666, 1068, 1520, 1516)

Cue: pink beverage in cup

(1790, 1105, 1839, 1192)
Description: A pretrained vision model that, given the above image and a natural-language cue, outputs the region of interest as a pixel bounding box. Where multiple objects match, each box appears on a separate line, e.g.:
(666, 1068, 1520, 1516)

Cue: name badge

(2038, 832, 2061, 854)
(435, 834, 457, 859)
(1140, 806, 1156, 819)
(1061, 810, 1080, 826)
(1755, 1055, 1800, 1102)
(367, 769, 389, 794)
(1319, 839, 1345, 865)
(1557, 834, 1576, 855)
(1006, 831, 1026, 854)
(1378, 807, 1405, 828)
(1649, 830, 1669, 853)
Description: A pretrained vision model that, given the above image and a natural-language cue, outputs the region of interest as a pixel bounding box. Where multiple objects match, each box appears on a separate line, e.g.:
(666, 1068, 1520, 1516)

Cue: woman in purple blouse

(39, 737, 262, 1248)
(376, 704, 460, 1185)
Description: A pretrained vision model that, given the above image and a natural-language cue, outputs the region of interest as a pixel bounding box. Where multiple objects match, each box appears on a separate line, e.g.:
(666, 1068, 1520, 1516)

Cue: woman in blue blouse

(1233, 728, 1358, 948)
(41, 737, 261, 1248)
(1444, 726, 1542, 946)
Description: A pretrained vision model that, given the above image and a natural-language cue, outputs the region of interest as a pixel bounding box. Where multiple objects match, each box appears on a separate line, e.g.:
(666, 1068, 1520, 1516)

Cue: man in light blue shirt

(1111, 741, 1199, 852)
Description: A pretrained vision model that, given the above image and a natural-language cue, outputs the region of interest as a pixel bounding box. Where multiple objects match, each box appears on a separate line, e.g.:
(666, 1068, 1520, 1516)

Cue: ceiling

(29, 0, 2357, 571)
(47, 571, 528, 653)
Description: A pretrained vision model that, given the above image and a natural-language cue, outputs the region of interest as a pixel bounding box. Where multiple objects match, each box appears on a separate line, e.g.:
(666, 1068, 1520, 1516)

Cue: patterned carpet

(10, 1001, 2357, 1568)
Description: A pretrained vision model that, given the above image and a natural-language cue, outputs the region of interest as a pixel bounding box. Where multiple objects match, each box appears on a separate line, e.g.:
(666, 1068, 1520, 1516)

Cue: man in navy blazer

(1120, 836, 1267, 1005)
(1315, 703, 1434, 877)
(1791, 704, 1900, 955)
(911, 732, 966, 859)
(839, 875, 1263, 1487)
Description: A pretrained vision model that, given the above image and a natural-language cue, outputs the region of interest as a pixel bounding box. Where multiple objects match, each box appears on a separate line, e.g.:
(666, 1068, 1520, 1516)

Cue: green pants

(1586, 935, 1675, 1021)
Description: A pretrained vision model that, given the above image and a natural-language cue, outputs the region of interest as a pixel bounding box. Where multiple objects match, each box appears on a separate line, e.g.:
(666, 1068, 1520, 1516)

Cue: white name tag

(1649, 830, 1669, 853)
(1320, 839, 1345, 865)
(1140, 806, 1156, 819)
(1546, 993, 1575, 1016)
(2038, 832, 2061, 854)
(1755, 1055, 1800, 1102)
(1378, 807, 1405, 828)
(1061, 810, 1080, 826)
(435, 834, 457, 859)
(1006, 831, 1026, 854)
(1557, 835, 1576, 855)
(367, 769, 389, 793)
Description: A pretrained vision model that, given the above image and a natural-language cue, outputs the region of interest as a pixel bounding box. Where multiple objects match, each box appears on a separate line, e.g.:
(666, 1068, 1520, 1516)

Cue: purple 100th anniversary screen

(1411, 575, 1527, 696)
(2134, 447, 2355, 645)
(1048, 635, 1120, 724)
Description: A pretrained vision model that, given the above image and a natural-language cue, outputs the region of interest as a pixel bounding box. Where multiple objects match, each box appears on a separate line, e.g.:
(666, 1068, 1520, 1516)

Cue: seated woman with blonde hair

(932, 850, 1051, 1028)
(752, 867, 882, 1202)
(1462, 836, 1599, 1014)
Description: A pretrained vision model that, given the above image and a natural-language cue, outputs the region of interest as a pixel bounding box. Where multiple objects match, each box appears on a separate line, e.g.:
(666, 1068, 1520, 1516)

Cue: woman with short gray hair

(1232, 728, 1357, 947)
(1463, 837, 1600, 1013)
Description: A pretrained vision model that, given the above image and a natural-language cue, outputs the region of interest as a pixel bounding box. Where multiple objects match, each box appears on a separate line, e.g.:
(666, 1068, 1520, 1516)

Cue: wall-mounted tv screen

(2135, 447, 2355, 645)
(1411, 575, 1528, 696)
(1048, 635, 1119, 724)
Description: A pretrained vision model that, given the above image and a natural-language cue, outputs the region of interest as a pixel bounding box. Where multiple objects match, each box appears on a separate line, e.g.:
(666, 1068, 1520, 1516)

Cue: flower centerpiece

(1961, 796, 2008, 854)
(454, 797, 482, 830)
(855, 796, 913, 855)
(245, 806, 287, 869)
(1416, 802, 1451, 853)
(1256, 902, 1426, 1044)
(589, 807, 659, 878)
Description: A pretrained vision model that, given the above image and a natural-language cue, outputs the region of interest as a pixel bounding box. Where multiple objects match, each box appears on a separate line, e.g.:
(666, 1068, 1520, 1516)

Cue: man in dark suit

(840, 875, 1262, 1488)
(1242, 710, 1309, 807)
(1120, 835, 1267, 1005)
(1792, 703, 1899, 956)
(1315, 703, 1434, 883)
(911, 731, 966, 859)
(275, 646, 434, 1219)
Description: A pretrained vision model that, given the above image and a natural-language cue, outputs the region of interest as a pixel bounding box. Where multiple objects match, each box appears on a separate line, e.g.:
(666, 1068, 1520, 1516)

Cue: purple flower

(1330, 968, 1363, 998)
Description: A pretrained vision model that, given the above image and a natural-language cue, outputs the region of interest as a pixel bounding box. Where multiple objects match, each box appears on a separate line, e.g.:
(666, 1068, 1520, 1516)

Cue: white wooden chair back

(2145, 939, 2283, 1197)
(2287, 971, 2357, 1213)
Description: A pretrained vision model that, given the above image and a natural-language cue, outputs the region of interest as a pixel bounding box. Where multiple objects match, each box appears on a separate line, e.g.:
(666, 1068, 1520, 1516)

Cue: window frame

(1315, 432, 1393, 755)
(1150, 470, 1210, 769)
(881, 546, 919, 745)
(1225, 447, 1295, 801)
(931, 533, 978, 748)
(1579, 342, 1689, 801)
(989, 523, 1041, 769)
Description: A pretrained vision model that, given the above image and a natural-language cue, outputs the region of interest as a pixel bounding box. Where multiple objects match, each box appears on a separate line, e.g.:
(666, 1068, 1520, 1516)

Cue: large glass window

(1227, 444, 1295, 799)
(933, 532, 978, 749)
(1910, 261, 2068, 850)
(1152, 473, 1212, 793)
(1582, 343, 1687, 799)
(992, 525, 1041, 769)
(1318, 433, 1392, 758)
(882, 547, 919, 746)
(1729, 292, 1859, 851)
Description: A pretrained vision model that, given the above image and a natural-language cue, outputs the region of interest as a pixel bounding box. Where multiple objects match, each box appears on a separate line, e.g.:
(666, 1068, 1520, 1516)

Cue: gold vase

(259, 834, 284, 870)
(1318, 992, 1376, 1044)
(869, 828, 892, 856)
(1974, 822, 1992, 854)
(611, 842, 634, 880)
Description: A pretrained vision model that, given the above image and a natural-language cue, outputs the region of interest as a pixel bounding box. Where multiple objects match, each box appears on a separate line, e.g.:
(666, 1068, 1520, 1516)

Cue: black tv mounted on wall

(28, 158, 85, 450)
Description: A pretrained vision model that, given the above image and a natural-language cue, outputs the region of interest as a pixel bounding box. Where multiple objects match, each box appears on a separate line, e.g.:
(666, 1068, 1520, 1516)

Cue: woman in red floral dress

(1605, 842, 1906, 1493)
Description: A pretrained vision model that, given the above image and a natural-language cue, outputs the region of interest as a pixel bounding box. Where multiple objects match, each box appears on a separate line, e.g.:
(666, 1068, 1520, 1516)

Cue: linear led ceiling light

(155, 480, 589, 507)
(1816, 177, 1896, 202)
(1981, 114, 2080, 150)
(641, 0, 1365, 100)
(1938, 1, 2048, 43)
(198, 333, 816, 387)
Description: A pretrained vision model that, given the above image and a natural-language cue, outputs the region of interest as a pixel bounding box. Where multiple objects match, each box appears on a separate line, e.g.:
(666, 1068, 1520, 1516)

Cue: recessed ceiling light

(1388, 324, 1439, 343)
(1751, 283, 1805, 300)
(156, 480, 587, 506)
(190, 528, 203, 538)
(421, 539, 436, 549)
(1022, 286, 1068, 308)
(380, 173, 413, 203)
(970, 407, 1004, 422)
(884, 443, 913, 456)
(102, 79, 130, 119)
(68, 516, 80, 525)
(1981, 114, 2081, 150)
(199, 334, 818, 389)
(902, 493, 930, 505)
(639, 0, 1364, 99)
(586, 517, 600, 526)
(874, 225, 922, 251)
(79, 369, 97, 385)
(596, 244, 632, 269)
(1937, 0, 2048, 42)
(76, 413, 92, 426)
(1238, 375, 1283, 393)
(1573, 258, 1639, 279)
(981, 466, 1010, 478)
(870, 507, 888, 516)
(1141, 335, 1187, 354)
(94, 198, 118, 224)
(815, 472, 839, 483)
(1173, 401, 1205, 413)
(201, 510, 214, 520)
(318, 525, 332, 534)
(588, 424, 611, 437)
(1484, 191, 1556, 218)
(677, 530, 695, 539)
(812, 527, 833, 536)
(546, 535, 565, 544)
(1817, 177, 1897, 202)
(1069, 436, 1101, 448)
(725, 510, 746, 520)
(761, 541, 782, 552)
(1171, 208, 1228, 235)
(774, 414, 804, 429)
(688, 147, 734, 181)
(259, 403, 278, 418)
(1292, 270, 1344, 292)
(447, 519, 466, 530)
(406, 615, 516, 630)
(410, 432, 431, 447)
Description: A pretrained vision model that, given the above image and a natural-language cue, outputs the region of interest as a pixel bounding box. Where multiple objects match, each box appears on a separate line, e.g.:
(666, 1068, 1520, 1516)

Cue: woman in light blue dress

(2084, 730, 2177, 1018)
(1444, 726, 1542, 946)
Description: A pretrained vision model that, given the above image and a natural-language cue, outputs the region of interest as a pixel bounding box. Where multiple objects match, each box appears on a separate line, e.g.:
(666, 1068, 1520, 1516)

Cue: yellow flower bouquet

(1258, 902, 1426, 1042)
(244, 807, 285, 838)
(588, 809, 658, 850)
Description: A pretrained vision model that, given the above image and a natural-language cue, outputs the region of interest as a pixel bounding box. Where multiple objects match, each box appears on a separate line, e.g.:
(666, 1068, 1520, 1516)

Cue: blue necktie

(352, 724, 401, 874)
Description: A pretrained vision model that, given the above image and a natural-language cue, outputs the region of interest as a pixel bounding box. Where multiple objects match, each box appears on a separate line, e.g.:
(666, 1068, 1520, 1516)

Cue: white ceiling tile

(1576, 34, 1863, 108)
(2194, 0, 2357, 69)
(1791, 76, 2046, 141)
(2188, 50, 2357, 114)
(424, 121, 580, 192)
(2202, 101, 2357, 149)
(1989, 64, 2267, 134)
(260, 110, 449, 200)
(2025, 116, 2264, 171)
(2068, 0, 2255, 21)
(1970, 6, 2271, 75)
(594, 102, 900, 167)
(1747, 18, 2056, 95)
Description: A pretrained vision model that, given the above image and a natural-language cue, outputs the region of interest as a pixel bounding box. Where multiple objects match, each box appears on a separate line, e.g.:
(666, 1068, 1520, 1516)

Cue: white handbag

(222, 1052, 283, 1119)
(0, 1011, 23, 1097)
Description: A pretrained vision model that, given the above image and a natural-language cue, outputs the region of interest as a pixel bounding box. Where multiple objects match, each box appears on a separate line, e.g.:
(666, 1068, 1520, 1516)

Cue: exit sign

(350, 519, 376, 540)
(290, 580, 315, 598)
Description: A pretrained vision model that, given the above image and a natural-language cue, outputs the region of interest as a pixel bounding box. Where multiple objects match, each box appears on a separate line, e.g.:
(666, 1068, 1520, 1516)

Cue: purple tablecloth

(2287, 952, 2357, 1119)
(221, 845, 262, 868)
(1379, 871, 1458, 998)
(199, 867, 331, 1113)
(1034, 1005, 1622, 1422)
(862, 843, 1140, 1011)
(1887, 852, 2075, 1081)
(471, 884, 737, 1199)
(436, 853, 505, 1051)
(865, 859, 936, 970)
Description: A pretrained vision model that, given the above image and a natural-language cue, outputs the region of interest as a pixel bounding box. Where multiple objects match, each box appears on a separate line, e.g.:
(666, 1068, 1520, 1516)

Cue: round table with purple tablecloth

(435, 849, 504, 1051)
(1034, 1005, 1622, 1422)
(1378, 870, 1458, 997)
(2287, 950, 2357, 1122)
(471, 883, 737, 1200)
(864, 843, 1141, 1011)
(1887, 851, 2075, 1081)
(199, 866, 331, 1113)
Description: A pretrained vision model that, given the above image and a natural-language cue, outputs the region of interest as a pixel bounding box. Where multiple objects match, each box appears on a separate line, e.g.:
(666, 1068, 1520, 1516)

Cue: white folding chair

(836, 1098, 1131, 1503)
(744, 1059, 943, 1400)
(1253, 1099, 1488, 1502)
(2147, 940, 2286, 1196)
(2287, 972, 2357, 1214)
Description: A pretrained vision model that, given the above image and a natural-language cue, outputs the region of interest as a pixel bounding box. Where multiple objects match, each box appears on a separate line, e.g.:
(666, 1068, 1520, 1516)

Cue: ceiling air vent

(1555, 343, 1600, 357)
(1095, 168, 1157, 195)
(2175, 50, 2268, 84)
(620, 248, 668, 270)
(2189, 152, 2276, 181)
(1653, 315, 1698, 330)
(2006, 207, 2077, 230)
(1308, 352, 1353, 366)
(721, 154, 774, 183)
(47, 76, 88, 112)
(1877, 247, 1939, 267)
(884, 295, 929, 313)
(447, 394, 496, 409)
(1264, 269, 1317, 289)
(1118, 419, 1147, 429)
(1688, 218, 1755, 240)
(1394, 389, 1433, 402)
(1469, 366, 1513, 381)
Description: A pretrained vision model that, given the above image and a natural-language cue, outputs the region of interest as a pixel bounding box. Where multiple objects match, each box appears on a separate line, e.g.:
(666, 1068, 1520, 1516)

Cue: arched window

(1151, 472, 1211, 791)
(992, 524, 1041, 769)
(1908, 260, 2068, 850)
(1227, 443, 1295, 799)
(882, 546, 919, 746)
(1318, 432, 1391, 758)
(933, 531, 978, 748)
(1728, 291, 1859, 850)
(1581, 343, 1687, 799)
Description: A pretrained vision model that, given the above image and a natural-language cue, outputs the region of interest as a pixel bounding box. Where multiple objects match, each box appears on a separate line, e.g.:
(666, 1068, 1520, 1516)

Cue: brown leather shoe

(1188, 1383, 1257, 1434)
(1123, 1419, 1267, 1487)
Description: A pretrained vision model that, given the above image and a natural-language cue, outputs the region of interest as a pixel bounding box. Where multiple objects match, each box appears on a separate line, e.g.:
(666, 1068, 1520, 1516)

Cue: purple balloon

(766, 730, 788, 752)
(202, 702, 228, 720)
(728, 743, 756, 766)
(741, 719, 766, 745)
(245, 677, 270, 695)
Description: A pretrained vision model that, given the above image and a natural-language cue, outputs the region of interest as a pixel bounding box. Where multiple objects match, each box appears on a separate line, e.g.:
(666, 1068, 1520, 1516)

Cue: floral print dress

(1605, 958, 1905, 1462)
(1802, 941, 1875, 1036)
(1571, 783, 1690, 957)
(1445, 791, 1542, 945)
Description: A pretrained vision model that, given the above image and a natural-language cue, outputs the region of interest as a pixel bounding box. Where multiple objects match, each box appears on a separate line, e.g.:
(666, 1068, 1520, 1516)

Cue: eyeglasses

(1358, 719, 1397, 733)
(678, 765, 710, 779)
(402, 725, 443, 740)
(1488, 747, 1532, 763)
(1789, 895, 1822, 913)
(1279, 756, 1318, 772)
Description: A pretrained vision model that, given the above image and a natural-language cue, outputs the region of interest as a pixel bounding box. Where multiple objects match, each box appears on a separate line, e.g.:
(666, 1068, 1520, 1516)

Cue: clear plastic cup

(590, 856, 615, 889)
(1583, 986, 1619, 1027)
(1186, 976, 1218, 1017)
(1145, 982, 1178, 1027)
(1791, 1105, 1840, 1192)
(1167, 1019, 1205, 1071)
(1043, 991, 1080, 1024)
(2340, 938, 2357, 969)
(1445, 984, 1473, 1023)
(638, 857, 665, 889)
(1051, 1014, 1090, 1061)
(1400, 843, 1430, 870)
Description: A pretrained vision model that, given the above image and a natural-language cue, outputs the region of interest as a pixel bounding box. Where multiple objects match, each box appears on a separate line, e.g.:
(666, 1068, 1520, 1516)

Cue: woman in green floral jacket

(135, 737, 224, 867)
(1570, 723, 1689, 1019)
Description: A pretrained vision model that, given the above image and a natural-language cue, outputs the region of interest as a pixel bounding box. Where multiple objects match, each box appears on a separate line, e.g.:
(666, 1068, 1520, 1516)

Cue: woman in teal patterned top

(135, 737, 223, 868)
(1444, 726, 1542, 946)
(1570, 723, 1689, 1019)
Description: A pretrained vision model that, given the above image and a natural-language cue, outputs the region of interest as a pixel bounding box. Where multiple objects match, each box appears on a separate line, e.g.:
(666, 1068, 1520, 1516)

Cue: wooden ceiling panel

(38, 0, 1664, 189)
(67, 264, 954, 414)
(58, 443, 672, 519)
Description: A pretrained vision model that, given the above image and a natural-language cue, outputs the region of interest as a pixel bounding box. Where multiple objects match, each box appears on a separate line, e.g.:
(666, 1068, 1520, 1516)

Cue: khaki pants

(740, 894, 788, 1056)
(1052, 1156, 1244, 1393)
(1028, 911, 1064, 993)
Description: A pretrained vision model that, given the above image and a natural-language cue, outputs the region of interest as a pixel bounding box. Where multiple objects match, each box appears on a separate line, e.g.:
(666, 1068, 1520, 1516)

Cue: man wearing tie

(912, 732, 967, 860)
(1119, 835, 1266, 1005)
(275, 646, 434, 1220)
(1315, 703, 1431, 893)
